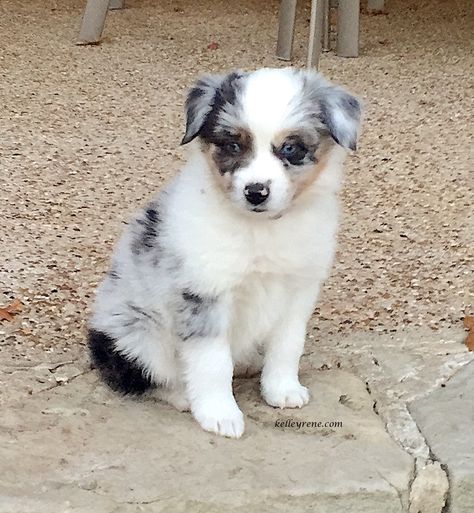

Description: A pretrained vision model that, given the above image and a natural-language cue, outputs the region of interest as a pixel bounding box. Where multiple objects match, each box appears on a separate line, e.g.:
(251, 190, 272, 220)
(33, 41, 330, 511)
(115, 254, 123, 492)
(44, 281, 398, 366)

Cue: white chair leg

(77, 0, 110, 44)
(336, 0, 360, 57)
(77, 0, 124, 45)
(307, 0, 325, 68)
(276, 0, 297, 61)
(109, 0, 124, 9)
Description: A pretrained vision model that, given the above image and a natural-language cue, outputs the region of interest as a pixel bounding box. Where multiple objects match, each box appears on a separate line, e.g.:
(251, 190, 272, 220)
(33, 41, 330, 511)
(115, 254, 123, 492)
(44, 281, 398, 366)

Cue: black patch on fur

(190, 73, 252, 174)
(199, 72, 243, 143)
(88, 329, 155, 395)
(182, 290, 203, 304)
(182, 72, 246, 146)
(181, 81, 214, 144)
(176, 290, 219, 341)
(187, 86, 205, 104)
(132, 204, 161, 256)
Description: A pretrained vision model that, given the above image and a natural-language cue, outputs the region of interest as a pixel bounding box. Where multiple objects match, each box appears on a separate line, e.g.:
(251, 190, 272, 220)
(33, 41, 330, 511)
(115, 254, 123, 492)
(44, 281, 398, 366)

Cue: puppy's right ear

(181, 75, 225, 145)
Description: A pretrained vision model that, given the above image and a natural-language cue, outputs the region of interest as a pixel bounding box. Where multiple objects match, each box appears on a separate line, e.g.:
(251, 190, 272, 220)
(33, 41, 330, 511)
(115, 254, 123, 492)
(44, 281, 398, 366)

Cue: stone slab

(0, 369, 413, 513)
(409, 363, 474, 513)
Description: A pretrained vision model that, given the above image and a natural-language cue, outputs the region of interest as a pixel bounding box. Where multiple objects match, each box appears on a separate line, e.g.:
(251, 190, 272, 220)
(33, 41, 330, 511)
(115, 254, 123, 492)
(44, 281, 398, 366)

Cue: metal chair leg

(336, 0, 360, 57)
(368, 0, 385, 11)
(276, 0, 297, 61)
(322, 0, 330, 52)
(77, 0, 125, 45)
(109, 0, 124, 9)
(307, 0, 325, 68)
(78, 0, 110, 44)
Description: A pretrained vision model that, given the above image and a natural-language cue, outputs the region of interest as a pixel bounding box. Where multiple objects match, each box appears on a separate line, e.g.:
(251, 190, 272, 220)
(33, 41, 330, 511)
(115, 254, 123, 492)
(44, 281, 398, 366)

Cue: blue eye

(276, 139, 309, 165)
(281, 143, 296, 157)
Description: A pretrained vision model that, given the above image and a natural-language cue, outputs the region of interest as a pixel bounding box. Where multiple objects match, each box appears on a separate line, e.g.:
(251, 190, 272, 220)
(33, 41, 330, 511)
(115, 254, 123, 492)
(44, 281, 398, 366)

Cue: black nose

(244, 182, 270, 206)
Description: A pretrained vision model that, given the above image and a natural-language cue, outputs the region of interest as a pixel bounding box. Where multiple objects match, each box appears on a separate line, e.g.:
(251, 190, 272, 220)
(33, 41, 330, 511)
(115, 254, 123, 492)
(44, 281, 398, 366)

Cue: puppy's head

(182, 68, 361, 217)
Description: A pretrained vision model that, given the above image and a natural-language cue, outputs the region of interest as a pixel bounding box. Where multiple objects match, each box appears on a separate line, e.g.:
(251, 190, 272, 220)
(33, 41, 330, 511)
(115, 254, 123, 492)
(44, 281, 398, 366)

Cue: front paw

(262, 378, 310, 409)
(192, 399, 245, 438)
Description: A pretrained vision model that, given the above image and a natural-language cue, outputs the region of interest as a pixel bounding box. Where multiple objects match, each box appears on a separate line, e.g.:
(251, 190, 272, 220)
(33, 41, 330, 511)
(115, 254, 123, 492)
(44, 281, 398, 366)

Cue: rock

(409, 461, 449, 513)
(409, 363, 474, 513)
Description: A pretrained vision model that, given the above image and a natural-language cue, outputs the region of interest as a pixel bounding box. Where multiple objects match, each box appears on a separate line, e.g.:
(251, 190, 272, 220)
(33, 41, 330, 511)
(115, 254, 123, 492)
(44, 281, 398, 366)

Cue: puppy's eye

(224, 142, 241, 154)
(280, 142, 297, 158)
(277, 140, 308, 165)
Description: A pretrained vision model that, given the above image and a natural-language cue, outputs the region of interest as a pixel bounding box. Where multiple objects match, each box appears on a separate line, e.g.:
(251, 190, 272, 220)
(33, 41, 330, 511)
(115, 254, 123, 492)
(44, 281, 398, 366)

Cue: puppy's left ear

(181, 74, 225, 145)
(318, 85, 362, 151)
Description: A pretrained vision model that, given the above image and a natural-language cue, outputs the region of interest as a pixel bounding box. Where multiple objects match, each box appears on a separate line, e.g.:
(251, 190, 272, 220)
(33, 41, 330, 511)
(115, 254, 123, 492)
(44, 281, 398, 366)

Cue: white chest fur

(164, 161, 341, 295)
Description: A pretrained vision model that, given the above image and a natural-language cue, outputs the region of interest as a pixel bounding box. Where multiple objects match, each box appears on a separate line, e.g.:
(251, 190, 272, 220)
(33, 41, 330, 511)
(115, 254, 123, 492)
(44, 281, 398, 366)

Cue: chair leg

(276, 0, 297, 61)
(368, 0, 384, 10)
(77, 0, 110, 44)
(336, 0, 360, 57)
(109, 0, 124, 9)
(322, 0, 330, 52)
(307, 0, 325, 68)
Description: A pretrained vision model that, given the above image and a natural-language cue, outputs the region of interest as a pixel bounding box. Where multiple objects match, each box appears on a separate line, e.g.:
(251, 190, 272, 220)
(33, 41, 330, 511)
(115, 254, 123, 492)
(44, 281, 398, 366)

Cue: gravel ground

(1, 0, 473, 359)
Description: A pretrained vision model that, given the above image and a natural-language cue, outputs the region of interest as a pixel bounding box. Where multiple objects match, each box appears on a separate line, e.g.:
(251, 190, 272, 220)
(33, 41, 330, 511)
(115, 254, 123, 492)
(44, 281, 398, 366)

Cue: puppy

(88, 68, 361, 438)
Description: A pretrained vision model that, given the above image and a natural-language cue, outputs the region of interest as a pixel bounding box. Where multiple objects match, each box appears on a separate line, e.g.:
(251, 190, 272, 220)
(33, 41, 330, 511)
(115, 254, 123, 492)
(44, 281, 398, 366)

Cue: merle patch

(182, 72, 247, 146)
(132, 203, 161, 256)
(175, 289, 219, 341)
(126, 303, 163, 329)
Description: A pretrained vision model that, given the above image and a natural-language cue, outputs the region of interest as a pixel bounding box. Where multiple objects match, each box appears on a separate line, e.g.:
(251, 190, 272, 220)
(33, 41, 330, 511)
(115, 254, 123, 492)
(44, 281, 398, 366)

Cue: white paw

(262, 379, 310, 409)
(193, 399, 245, 438)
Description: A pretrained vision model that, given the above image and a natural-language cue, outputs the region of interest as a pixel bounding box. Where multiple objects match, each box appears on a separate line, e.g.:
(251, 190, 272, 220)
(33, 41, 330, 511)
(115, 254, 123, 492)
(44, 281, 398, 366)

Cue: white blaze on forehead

(240, 68, 303, 143)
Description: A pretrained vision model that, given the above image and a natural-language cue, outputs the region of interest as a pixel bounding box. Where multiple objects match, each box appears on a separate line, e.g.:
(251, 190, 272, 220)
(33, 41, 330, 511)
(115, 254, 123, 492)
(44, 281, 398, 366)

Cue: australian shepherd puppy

(88, 68, 361, 438)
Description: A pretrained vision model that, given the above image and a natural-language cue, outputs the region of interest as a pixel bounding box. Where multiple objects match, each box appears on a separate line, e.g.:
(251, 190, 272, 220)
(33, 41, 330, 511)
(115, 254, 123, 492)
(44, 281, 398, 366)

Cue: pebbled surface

(0, 0, 472, 360)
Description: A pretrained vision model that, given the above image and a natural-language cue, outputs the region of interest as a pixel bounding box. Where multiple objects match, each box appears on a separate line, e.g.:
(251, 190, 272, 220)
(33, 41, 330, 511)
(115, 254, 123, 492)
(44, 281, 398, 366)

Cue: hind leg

(154, 384, 190, 412)
(89, 329, 156, 394)
(89, 320, 178, 395)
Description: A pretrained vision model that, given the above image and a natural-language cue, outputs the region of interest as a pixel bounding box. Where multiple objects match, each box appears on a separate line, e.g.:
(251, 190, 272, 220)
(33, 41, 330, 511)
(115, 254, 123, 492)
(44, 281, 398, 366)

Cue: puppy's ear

(318, 86, 362, 151)
(181, 74, 225, 145)
(302, 71, 362, 151)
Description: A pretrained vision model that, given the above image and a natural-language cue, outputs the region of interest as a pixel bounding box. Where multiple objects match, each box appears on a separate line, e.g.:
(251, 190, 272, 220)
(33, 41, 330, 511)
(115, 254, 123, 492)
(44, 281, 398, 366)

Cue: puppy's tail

(88, 329, 155, 395)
